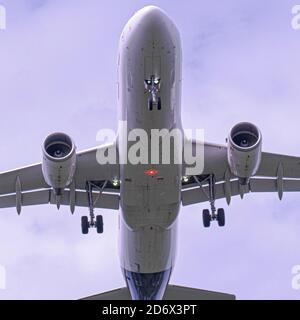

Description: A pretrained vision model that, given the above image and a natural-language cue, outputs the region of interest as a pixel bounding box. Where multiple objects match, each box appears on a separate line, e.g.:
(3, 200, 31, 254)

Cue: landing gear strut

(145, 75, 161, 111)
(194, 175, 226, 228)
(81, 181, 107, 234)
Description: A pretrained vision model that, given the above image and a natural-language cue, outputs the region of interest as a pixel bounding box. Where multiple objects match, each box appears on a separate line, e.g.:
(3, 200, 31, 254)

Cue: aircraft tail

(82, 285, 235, 300)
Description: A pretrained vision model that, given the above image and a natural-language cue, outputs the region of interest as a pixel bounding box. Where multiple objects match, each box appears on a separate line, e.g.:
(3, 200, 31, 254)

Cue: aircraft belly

(121, 164, 181, 229)
(120, 218, 178, 273)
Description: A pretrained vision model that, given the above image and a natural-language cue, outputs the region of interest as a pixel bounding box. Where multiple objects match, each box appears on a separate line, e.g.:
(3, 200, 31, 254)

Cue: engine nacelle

(42, 132, 76, 194)
(227, 122, 262, 184)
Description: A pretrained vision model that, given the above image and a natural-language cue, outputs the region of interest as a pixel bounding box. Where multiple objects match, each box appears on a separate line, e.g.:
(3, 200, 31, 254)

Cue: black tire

(96, 215, 104, 234)
(81, 216, 89, 234)
(217, 208, 225, 227)
(202, 209, 211, 228)
(148, 98, 153, 111)
(157, 97, 162, 110)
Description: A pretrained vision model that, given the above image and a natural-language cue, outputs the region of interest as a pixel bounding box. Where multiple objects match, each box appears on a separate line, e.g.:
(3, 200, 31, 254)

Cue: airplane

(1, 5, 300, 300)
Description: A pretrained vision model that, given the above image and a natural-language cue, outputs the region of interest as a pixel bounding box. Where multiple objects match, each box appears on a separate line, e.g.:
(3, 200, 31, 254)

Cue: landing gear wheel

(148, 98, 153, 111)
(202, 209, 211, 228)
(217, 208, 225, 227)
(81, 216, 89, 234)
(157, 97, 162, 110)
(96, 215, 104, 234)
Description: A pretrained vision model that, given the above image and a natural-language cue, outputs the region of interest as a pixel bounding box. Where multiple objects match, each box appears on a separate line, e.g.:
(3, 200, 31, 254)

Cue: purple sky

(1, 0, 300, 299)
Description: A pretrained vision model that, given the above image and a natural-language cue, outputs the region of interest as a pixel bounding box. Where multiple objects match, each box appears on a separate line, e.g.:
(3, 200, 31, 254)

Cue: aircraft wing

(0, 143, 120, 214)
(182, 142, 300, 206)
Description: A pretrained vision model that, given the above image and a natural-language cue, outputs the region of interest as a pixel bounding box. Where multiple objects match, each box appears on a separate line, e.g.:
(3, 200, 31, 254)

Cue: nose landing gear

(145, 75, 161, 111)
(148, 96, 161, 111)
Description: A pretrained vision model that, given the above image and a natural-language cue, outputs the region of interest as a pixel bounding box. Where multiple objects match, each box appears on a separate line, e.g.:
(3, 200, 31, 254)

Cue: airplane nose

(121, 6, 179, 48)
(137, 6, 168, 25)
(135, 6, 171, 36)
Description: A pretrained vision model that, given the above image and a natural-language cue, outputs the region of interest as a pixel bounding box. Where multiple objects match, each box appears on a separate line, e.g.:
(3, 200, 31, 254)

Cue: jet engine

(227, 122, 262, 184)
(42, 132, 76, 194)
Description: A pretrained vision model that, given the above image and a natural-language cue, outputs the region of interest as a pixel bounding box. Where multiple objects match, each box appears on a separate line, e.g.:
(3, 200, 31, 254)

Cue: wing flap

(182, 178, 300, 206)
(49, 190, 120, 210)
(0, 190, 50, 209)
(0, 189, 119, 211)
(249, 178, 300, 193)
(182, 180, 247, 206)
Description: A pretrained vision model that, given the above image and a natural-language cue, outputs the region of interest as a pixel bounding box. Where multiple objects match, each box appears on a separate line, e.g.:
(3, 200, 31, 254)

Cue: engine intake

(227, 122, 262, 184)
(42, 132, 76, 193)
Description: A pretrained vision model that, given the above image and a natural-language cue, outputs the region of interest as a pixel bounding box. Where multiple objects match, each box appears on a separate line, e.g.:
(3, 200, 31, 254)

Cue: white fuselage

(117, 6, 183, 300)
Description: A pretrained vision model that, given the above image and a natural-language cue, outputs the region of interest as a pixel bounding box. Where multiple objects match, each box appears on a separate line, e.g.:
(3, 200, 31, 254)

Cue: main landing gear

(202, 208, 225, 228)
(81, 181, 107, 234)
(194, 175, 226, 228)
